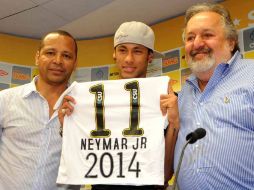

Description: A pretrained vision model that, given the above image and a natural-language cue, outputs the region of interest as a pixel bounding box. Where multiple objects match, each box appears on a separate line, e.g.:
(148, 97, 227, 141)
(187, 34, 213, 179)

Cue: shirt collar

(227, 51, 240, 65)
(22, 76, 39, 98)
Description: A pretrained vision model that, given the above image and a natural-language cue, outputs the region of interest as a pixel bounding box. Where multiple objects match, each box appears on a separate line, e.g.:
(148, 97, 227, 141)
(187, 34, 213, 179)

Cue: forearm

(164, 118, 179, 183)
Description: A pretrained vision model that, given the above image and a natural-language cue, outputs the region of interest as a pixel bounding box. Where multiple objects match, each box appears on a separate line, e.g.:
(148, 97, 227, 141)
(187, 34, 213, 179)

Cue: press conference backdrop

(0, 0, 254, 91)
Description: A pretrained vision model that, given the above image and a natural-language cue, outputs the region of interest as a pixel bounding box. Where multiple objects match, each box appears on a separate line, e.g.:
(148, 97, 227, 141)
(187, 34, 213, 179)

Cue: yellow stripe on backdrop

(1, 0, 254, 68)
(77, 37, 114, 67)
(244, 50, 254, 59)
(0, 33, 39, 66)
(222, 0, 254, 29)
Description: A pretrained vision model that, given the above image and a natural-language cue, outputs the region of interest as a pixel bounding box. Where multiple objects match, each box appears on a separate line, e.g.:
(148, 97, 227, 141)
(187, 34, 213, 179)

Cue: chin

(48, 76, 67, 84)
(120, 73, 135, 79)
(121, 75, 134, 79)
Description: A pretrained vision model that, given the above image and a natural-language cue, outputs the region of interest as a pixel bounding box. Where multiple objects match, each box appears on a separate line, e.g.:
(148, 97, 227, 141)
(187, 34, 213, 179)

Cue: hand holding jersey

(57, 21, 179, 190)
(56, 76, 169, 185)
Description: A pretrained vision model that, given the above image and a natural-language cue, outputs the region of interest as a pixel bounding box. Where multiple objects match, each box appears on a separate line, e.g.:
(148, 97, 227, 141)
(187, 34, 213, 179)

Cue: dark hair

(114, 46, 153, 56)
(183, 3, 240, 54)
(38, 30, 78, 57)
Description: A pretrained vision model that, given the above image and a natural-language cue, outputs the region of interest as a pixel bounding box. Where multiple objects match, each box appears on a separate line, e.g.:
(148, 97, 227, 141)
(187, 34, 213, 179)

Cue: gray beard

(188, 55, 216, 73)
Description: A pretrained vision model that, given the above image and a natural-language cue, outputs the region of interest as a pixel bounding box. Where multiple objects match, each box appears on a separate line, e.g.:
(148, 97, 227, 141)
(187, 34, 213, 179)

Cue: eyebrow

(117, 44, 146, 49)
(187, 28, 215, 35)
(43, 47, 71, 52)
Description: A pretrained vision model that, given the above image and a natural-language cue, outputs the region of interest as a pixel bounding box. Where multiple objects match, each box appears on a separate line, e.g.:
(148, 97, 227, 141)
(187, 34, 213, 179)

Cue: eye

(118, 48, 127, 53)
(134, 49, 143, 54)
(186, 35, 195, 42)
(202, 33, 214, 39)
(45, 51, 55, 56)
(63, 53, 72, 59)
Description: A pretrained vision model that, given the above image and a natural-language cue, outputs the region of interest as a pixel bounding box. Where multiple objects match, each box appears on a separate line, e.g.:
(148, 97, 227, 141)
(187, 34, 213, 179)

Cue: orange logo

(12, 71, 30, 81)
(163, 57, 178, 67)
(0, 69, 8, 76)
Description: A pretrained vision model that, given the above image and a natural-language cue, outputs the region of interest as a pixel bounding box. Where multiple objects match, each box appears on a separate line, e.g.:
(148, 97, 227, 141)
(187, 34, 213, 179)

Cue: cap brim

(153, 50, 164, 58)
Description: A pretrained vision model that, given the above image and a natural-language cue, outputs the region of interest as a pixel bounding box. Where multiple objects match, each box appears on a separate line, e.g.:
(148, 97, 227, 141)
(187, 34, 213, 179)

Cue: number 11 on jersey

(89, 84, 111, 137)
(89, 81, 144, 138)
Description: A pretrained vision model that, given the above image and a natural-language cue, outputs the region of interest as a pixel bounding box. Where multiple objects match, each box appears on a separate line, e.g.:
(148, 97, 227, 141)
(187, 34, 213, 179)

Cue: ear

(228, 40, 236, 52)
(73, 59, 78, 71)
(113, 51, 116, 60)
(147, 52, 154, 63)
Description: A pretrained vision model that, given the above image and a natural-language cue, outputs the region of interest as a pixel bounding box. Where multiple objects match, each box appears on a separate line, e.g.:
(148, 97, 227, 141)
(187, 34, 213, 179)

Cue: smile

(49, 68, 64, 74)
(122, 66, 136, 72)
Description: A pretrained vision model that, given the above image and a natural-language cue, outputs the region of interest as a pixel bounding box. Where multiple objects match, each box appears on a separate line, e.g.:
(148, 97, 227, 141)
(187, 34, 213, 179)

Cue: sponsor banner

(109, 64, 120, 80)
(0, 83, 10, 91)
(243, 26, 254, 52)
(11, 66, 31, 85)
(75, 67, 92, 82)
(0, 62, 12, 84)
(147, 58, 162, 77)
(181, 68, 192, 86)
(91, 66, 109, 81)
(162, 49, 180, 73)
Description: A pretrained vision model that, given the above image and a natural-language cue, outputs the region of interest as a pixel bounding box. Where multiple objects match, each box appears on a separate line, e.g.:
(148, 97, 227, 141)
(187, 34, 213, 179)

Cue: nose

(54, 54, 62, 65)
(193, 35, 205, 49)
(124, 52, 134, 64)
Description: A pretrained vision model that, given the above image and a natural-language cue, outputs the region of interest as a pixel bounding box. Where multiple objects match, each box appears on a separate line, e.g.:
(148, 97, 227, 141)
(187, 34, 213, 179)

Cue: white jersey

(56, 76, 169, 186)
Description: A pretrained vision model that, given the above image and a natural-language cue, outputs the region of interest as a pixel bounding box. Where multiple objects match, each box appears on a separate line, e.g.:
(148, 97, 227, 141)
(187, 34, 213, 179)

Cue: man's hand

(160, 83, 179, 125)
(58, 95, 76, 126)
(160, 82, 180, 182)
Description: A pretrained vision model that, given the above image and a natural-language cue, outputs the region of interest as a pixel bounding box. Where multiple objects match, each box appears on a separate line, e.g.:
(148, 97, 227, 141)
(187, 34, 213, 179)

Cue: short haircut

(38, 30, 78, 57)
(183, 3, 240, 54)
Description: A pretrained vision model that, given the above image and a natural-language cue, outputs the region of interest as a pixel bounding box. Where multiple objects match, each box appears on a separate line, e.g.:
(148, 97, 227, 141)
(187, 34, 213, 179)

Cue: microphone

(186, 127, 206, 144)
(172, 128, 206, 190)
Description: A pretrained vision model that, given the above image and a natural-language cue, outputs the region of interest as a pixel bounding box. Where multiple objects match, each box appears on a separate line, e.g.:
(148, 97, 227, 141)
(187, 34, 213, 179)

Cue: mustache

(190, 48, 212, 57)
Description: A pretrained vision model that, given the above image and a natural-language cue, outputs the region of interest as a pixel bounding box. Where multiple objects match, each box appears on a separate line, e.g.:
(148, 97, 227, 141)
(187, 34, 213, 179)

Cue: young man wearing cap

(59, 21, 179, 190)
